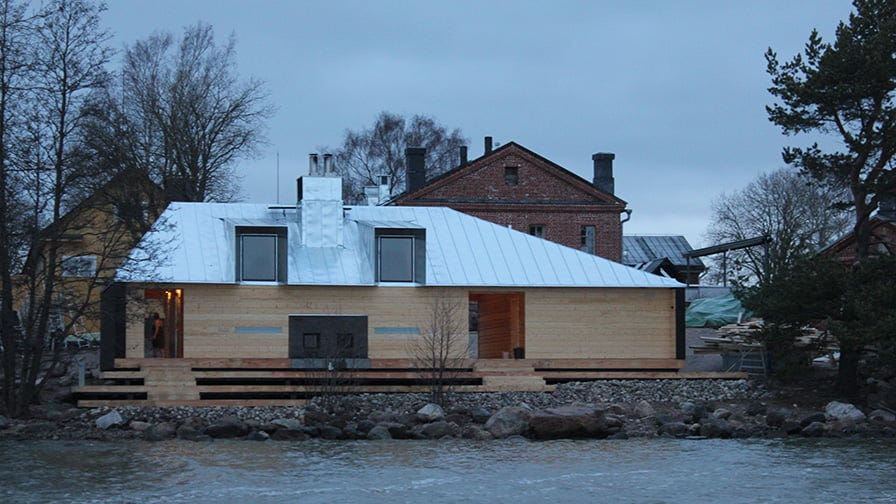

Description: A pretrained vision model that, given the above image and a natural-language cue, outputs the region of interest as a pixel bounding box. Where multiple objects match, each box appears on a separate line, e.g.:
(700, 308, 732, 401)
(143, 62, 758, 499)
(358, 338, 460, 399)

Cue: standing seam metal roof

(120, 202, 683, 288)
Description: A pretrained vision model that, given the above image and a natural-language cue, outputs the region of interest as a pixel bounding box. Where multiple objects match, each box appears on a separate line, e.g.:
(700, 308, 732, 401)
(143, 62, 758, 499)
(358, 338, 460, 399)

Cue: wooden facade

(119, 284, 680, 363)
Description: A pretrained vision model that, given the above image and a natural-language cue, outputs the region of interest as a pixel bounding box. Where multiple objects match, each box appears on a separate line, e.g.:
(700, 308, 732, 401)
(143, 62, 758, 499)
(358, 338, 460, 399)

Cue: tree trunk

(837, 346, 860, 397)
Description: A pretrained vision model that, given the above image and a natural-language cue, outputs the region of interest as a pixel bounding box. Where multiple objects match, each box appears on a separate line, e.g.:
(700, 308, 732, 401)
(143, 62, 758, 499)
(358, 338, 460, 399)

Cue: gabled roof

(622, 235, 705, 269)
(820, 215, 896, 257)
(392, 141, 626, 207)
(120, 202, 681, 288)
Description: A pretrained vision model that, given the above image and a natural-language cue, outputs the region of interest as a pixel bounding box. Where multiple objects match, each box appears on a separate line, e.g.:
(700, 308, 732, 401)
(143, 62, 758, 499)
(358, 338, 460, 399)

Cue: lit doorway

(469, 292, 525, 359)
(144, 288, 184, 358)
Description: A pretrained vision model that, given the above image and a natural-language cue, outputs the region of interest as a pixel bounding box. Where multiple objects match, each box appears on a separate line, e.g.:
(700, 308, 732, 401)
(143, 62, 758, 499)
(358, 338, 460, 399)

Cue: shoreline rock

(2, 379, 894, 442)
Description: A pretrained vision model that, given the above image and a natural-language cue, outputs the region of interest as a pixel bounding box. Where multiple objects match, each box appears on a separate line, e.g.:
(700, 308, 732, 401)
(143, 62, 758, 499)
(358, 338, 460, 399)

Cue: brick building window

(529, 225, 544, 238)
(581, 225, 596, 254)
(504, 166, 519, 185)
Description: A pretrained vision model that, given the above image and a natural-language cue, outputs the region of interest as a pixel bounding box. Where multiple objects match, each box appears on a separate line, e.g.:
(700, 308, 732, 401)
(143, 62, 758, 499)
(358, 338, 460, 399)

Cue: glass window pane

(380, 236, 414, 282)
(241, 235, 277, 281)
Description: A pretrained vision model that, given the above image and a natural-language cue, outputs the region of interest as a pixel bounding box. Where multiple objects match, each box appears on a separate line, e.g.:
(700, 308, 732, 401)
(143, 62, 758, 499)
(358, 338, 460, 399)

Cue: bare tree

(409, 297, 469, 406)
(96, 22, 275, 202)
(334, 111, 467, 202)
(0, 0, 35, 416)
(0, 0, 113, 416)
(705, 167, 851, 286)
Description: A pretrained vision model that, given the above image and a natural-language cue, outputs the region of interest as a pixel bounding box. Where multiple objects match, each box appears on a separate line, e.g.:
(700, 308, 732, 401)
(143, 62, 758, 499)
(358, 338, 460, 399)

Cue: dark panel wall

(100, 283, 127, 371)
(289, 315, 368, 359)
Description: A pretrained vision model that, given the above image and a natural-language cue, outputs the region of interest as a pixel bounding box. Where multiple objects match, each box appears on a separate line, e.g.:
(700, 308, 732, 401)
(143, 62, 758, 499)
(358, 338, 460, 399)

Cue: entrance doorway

(469, 292, 525, 359)
(144, 288, 184, 358)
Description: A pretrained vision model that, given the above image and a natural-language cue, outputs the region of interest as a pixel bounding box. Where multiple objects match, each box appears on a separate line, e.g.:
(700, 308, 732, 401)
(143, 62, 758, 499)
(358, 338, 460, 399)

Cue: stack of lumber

(692, 319, 836, 355)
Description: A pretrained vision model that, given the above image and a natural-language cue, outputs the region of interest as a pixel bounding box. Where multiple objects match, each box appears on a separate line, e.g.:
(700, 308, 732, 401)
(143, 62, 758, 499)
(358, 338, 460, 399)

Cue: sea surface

(2, 437, 895, 503)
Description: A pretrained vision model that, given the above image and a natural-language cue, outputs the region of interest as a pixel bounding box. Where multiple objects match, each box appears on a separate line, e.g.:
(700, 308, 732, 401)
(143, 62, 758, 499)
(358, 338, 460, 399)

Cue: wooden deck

(73, 358, 746, 407)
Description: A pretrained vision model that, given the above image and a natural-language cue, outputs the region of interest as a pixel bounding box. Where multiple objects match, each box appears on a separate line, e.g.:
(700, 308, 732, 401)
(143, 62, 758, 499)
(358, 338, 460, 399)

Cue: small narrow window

(529, 225, 544, 238)
(303, 333, 320, 349)
(581, 225, 596, 254)
(504, 166, 519, 185)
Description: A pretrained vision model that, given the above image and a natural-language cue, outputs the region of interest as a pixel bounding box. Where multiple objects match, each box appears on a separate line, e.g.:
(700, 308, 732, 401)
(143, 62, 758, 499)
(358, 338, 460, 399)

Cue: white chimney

(298, 153, 343, 247)
(363, 185, 380, 206)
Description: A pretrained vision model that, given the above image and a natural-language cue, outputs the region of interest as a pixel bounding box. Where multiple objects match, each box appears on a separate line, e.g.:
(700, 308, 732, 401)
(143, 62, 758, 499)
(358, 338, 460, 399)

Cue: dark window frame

(504, 166, 519, 186)
(528, 225, 545, 238)
(580, 225, 596, 254)
(378, 235, 415, 282)
(303, 333, 320, 349)
(236, 226, 287, 283)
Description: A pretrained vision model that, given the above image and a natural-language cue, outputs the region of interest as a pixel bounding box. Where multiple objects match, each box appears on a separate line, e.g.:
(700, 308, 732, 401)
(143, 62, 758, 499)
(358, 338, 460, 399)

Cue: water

(2, 438, 895, 503)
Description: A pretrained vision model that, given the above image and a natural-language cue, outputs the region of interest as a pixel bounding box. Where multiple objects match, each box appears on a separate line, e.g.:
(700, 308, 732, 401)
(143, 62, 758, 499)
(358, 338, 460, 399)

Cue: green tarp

(685, 293, 751, 327)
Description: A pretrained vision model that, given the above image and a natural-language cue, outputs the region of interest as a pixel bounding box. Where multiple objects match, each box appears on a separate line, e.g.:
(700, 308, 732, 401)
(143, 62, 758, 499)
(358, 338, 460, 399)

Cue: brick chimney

(405, 147, 426, 193)
(592, 152, 615, 195)
(459, 145, 468, 167)
(484, 136, 493, 155)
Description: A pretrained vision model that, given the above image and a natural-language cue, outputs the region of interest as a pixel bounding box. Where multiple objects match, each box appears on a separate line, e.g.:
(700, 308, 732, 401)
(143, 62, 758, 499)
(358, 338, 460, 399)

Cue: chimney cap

(592, 152, 615, 160)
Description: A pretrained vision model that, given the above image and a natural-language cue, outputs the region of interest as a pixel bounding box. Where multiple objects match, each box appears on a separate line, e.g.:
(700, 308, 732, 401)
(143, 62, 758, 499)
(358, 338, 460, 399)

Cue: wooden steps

(74, 358, 747, 407)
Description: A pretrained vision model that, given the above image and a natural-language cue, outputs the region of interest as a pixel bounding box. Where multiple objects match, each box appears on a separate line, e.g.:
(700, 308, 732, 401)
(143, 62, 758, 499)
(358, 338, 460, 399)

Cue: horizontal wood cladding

(124, 285, 677, 362)
(525, 288, 676, 360)
(128, 285, 468, 359)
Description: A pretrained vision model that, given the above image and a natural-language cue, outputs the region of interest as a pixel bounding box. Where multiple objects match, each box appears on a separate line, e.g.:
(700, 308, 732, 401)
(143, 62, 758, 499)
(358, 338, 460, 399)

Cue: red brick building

(391, 139, 627, 261)
(822, 216, 896, 265)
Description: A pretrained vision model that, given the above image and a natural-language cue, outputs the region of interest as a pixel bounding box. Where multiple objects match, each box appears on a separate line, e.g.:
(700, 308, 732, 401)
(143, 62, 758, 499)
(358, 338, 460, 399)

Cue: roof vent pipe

(592, 152, 615, 195)
(309, 153, 320, 175)
(484, 136, 493, 155)
(405, 147, 426, 193)
(322, 153, 334, 175)
(459, 145, 468, 167)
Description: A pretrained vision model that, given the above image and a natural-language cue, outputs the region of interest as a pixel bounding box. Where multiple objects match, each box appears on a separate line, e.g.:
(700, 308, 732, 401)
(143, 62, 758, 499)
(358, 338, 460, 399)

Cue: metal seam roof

(118, 202, 683, 289)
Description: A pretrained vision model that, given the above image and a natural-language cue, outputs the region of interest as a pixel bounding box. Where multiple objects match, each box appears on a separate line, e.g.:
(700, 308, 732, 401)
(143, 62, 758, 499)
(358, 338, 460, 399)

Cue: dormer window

(236, 226, 287, 283)
(375, 228, 425, 283)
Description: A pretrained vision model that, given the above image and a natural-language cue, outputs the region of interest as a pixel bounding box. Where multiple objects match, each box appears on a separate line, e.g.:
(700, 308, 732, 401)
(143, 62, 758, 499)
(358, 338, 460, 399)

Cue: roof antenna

(276, 151, 280, 204)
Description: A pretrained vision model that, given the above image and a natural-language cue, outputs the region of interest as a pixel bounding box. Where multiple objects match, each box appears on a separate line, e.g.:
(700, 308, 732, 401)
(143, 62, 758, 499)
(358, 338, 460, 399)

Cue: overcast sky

(103, 0, 853, 248)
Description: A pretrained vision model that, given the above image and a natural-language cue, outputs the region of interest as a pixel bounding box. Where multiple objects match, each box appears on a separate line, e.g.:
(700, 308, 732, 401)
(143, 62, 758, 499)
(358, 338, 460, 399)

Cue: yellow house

(19, 169, 164, 342)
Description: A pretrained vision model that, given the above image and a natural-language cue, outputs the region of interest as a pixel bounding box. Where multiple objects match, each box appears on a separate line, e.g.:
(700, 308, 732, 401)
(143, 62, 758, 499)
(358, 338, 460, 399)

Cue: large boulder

(699, 418, 732, 438)
(469, 407, 492, 424)
(800, 412, 827, 428)
(248, 430, 270, 441)
(270, 428, 308, 441)
(633, 400, 655, 418)
(657, 422, 690, 437)
(378, 421, 410, 439)
(528, 406, 613, 440)
(765, 409, 788, 428)
(414, 420, 456, 439)
(144, 422, 177, 441)
(366, 425, 393, 440)
(95, 410, 125, 430)
(484, 406, 531, 439)
(825, 401, 866, 423)
(416, 403, 445, 423)
(318, 424, 344, 440)
(205, 416, 249, 439)
(868, 409, 896, 426)
(801, 421, 826, 437)
(461, 425, 493, 440)
(271, 418, 302, 431)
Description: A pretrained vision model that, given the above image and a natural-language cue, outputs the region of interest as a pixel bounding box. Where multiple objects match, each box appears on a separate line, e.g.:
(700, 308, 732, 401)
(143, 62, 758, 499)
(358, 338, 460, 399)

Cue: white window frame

(61, 255, 97, 277)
